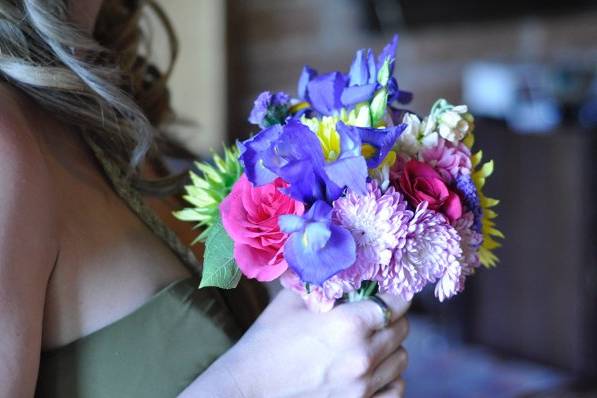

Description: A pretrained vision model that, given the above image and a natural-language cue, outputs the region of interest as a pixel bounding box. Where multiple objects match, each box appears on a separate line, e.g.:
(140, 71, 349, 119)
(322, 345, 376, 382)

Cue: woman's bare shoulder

(0, 84, 58, 395)
(0, 84, 45, 162)
(0, 82, 58, 274)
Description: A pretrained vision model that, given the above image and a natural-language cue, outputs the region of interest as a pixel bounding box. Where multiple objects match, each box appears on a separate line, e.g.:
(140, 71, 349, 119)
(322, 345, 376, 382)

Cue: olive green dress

(35, 137, 267, 397)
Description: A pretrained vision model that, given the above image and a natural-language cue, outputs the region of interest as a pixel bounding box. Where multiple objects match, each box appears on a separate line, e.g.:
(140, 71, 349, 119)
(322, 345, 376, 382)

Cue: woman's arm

(0, 99, 58, 397)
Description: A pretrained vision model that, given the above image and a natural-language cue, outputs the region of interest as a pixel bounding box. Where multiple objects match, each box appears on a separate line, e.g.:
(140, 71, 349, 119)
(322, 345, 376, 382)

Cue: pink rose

(395, 160, 462, 222)
(220, 174, 304, 281)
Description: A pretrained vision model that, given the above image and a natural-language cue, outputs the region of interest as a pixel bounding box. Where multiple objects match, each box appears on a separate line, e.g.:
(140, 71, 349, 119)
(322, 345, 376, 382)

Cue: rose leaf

(199, 216, 242, 289)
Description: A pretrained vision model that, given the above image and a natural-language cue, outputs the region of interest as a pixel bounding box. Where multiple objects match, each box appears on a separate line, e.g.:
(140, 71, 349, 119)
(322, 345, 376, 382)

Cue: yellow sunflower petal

(463, 131, 475, 148)
(471, 150, 483, 168)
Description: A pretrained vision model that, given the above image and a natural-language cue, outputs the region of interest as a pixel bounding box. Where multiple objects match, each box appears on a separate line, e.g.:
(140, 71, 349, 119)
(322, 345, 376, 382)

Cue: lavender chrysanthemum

(378, 202, 463, 302)
(326, 181, 411, 298)
(453, 212, 483, 275)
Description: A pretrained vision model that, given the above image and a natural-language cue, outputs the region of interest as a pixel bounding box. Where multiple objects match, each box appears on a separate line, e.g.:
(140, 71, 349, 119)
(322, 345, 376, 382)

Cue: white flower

(437, 106, 471, 143)
(396, 113, 439, 155)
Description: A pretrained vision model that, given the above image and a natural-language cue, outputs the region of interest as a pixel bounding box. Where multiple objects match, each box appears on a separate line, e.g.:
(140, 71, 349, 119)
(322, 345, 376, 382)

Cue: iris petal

(306, 72, 347, 115)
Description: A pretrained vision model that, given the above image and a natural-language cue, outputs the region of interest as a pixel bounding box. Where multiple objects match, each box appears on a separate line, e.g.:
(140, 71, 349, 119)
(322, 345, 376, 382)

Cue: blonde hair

(0, 0, 177, 173)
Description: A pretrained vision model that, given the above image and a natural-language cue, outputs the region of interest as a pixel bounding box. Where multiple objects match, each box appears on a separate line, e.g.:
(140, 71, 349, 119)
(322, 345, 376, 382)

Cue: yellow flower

(301, 103, 377, 162)
(464, 133, 504, 267)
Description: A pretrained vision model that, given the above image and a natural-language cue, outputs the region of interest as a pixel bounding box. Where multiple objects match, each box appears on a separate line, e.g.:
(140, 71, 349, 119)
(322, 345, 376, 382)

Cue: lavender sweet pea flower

(248, 91, 290, 128)
(280, 200, 356, 284)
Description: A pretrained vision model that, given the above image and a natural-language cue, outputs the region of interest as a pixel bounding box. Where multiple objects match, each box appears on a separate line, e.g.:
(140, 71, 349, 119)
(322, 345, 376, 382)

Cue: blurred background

(153, 1, 597, 396)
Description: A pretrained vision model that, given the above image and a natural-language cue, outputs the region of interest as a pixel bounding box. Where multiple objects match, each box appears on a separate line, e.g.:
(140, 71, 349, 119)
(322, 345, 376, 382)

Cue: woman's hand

(183, 289, 409, 398)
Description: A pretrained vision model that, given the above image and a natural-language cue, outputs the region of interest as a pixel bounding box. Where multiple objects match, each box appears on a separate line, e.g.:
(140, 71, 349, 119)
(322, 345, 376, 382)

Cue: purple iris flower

(248, 91, 291, 128)
(236, 124, 284, 186)
(305, 72, 347, 116)
(238, 119, 368, 205)
(261, 120, 344, 204)
(297, 65, 317, 102)
(341, 48, 378, 106)
(344, 34, 412, 107)
(341, 122, 407, 168)
(387, 77, 413, 105)
(297, 35, 411, 116)
(279, 200, 356, 284)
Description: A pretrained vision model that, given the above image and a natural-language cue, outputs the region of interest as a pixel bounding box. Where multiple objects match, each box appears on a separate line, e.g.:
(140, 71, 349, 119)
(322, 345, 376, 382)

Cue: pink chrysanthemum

(280, 270, 336, 313)
(328, 181, 411, 298)
(378, 202, 463, 302)
(420, 138, 472, 183)
(453, 212, 483, 276)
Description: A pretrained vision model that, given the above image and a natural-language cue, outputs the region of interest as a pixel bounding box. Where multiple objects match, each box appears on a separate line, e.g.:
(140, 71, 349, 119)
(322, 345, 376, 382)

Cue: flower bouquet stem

(347, 281, 379, 303)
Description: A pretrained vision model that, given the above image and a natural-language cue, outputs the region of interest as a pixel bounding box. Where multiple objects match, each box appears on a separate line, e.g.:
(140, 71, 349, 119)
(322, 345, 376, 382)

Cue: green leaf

(173, 208, 204, 222)
(199, 216, 242, 289)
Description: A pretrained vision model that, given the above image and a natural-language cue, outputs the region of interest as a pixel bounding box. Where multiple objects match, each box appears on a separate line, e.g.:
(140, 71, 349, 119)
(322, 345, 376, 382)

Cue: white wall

(152, 0, 227, 155)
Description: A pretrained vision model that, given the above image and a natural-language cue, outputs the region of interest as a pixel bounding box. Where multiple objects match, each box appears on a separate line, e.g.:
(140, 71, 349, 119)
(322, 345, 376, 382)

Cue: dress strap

(82, 133, 202, 277)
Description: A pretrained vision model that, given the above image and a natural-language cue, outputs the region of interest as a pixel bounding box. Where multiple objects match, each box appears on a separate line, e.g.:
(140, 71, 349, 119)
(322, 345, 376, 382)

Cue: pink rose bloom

(420, 138, 472, 183)
(220, 174, 304, 281)
(394, 160, 463, 223)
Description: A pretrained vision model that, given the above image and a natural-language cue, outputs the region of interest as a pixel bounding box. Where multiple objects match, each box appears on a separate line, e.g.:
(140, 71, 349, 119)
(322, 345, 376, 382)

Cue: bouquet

(174, 35, 502, 312)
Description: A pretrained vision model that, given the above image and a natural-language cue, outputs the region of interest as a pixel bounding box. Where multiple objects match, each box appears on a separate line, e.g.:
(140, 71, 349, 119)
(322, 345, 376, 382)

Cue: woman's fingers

(367, 347, 408, 395)
(369, 317, 409, 366)
(375, 294, 411, 325)
(334, 294, 410, 333)
(372, 379, 405, 398)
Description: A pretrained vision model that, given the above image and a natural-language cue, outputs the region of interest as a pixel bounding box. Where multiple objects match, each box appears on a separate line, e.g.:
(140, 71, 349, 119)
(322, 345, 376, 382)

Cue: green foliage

(199, 216, 242, 289)
(173, 146, 243, 243)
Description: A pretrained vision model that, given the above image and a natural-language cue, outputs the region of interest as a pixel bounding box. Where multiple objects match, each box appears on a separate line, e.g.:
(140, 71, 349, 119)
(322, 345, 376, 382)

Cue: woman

(0, 0, 410, 396)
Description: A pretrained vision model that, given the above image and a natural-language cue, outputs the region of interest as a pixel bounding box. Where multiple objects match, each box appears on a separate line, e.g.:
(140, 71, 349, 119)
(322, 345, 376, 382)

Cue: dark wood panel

(469, 120, 596, 375)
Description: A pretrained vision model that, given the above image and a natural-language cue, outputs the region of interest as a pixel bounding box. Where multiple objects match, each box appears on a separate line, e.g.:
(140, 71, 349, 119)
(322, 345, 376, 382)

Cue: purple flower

(349, 123, 406, 168)
(341, 48, 378, 106)
(455, 174, 482, 233)
(378, 202, 463, 302)
(248, 91, 290, 128)
(306, 72, 347, 116)
(296, 35, 411, 115)
(297, 65, 317, 101)
(279, 200, 356, 285)
(239, 119, 368, 205)
(237, 124, 284, 186)
(343, 34, 412, 107)
(453, 212, 483, 275)
(327, 181, 411, 296)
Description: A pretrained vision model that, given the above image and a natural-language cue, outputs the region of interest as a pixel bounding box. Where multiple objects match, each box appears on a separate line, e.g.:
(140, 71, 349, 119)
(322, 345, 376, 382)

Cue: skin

(0, 1, 410, 397)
